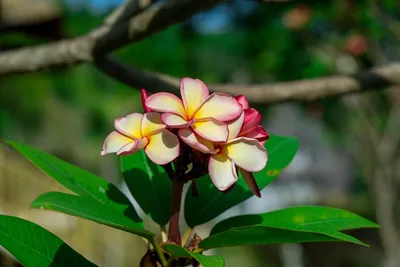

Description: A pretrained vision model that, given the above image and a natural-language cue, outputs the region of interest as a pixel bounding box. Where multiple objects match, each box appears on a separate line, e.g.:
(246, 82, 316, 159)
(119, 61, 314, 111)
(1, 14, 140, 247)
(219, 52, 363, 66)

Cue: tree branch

(1, 0, 400, 104)
(95, 56, 400, 104)
(0, 0, 222, 75)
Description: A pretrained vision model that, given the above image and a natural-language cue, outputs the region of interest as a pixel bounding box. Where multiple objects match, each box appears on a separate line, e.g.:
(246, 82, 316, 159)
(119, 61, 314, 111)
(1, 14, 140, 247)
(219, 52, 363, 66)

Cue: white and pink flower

(101, 112, 180, 165)
(145, 78, 242, 143)
(102, 78, 269, 197)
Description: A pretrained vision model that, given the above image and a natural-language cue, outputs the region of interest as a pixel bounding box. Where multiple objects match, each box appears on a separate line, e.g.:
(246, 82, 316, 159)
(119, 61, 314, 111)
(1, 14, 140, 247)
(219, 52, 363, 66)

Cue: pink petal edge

(141, 89, 151, 112)
(195, 92, 243, 122)
(235, 95, 250, 109)
(145, 92, 186, 117)
(240, 108, 262, 135)
(178, 128, 218, 154)
(192, 118, 229, 143)
(161, 113, 193, 128)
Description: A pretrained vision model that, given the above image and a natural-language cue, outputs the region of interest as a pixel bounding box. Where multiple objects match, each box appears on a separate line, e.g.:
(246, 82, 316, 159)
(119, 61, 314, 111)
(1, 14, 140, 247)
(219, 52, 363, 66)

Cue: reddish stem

(168, 177, 185, 244)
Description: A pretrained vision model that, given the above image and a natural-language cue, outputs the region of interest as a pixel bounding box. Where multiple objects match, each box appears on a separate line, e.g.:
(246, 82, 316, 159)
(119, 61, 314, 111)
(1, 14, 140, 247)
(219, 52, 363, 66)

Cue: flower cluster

(101, 78, 269, 196)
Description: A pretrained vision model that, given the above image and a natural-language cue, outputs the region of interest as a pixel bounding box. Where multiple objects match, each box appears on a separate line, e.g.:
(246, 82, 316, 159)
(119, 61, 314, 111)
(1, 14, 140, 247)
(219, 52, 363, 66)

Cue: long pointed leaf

(0, 215, 97, 267)
(200, 206, 379, 249)
(4, 140, 142, 224)
(31, 192, 154, 239)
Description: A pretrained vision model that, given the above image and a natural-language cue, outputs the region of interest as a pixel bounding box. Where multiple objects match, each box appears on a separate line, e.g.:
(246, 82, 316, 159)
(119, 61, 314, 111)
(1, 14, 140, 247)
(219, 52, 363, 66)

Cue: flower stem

(151, 237, 168, 267)
(168, 177, 185, 244)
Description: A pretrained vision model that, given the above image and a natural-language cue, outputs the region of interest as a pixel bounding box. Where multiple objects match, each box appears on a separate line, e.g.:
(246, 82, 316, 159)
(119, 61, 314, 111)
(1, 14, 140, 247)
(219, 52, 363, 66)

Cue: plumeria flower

(181, 110, 268, 197)
(145, 78, 243, 144)
(209, 112, 267, 197)
(101, 112, 180, 165)
(235, 95, 269, 145)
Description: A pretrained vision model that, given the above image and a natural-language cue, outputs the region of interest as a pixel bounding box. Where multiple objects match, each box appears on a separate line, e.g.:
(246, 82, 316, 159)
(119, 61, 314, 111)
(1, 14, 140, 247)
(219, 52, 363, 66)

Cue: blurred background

(1, 0, 400, 266)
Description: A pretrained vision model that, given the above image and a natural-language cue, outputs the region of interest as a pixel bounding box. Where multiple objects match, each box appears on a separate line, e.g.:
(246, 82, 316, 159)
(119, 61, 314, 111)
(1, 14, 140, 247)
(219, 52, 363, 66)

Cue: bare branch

(1, 0, 399, 105)
(0, 0, 222, 75)
(95, 56, 400, 104)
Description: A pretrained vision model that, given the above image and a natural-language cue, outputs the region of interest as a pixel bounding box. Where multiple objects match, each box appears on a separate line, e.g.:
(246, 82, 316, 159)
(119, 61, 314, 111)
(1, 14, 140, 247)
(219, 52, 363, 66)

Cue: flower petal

(227, 111, 244, 141)
(242, 126, 269, 144)
(194, 93, 243, 122)
(208, 153, 238, 191)
(161, 113, 192, 128)
(141, 112, 166, 136)
(145, 129, 180, 165)
(141, 89, 151, 112)
(192, 118, 229, 142)
(240, 108, 262, 135)
(114, 113, 143, 139)
(178, 128, 217, 154)
(117, 137, 148, 156)
(180, 78, 209, 118)
(224, 137, 267, 172)
(101, 131, 134, 155)
(146, 92, 186, 117)
(235, 95, 249, 109)
(238, 168, 261, 198)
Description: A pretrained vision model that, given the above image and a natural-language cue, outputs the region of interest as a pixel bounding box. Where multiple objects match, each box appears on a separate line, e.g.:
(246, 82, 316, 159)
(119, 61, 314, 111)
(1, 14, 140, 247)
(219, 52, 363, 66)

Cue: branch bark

(95, 56, 400, 104)
(0, 0, 222, 75)
(1, 0, 400, 105)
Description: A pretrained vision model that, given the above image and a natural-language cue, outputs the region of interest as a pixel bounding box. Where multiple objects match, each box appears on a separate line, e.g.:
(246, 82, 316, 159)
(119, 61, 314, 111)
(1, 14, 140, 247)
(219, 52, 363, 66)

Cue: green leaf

(31, 192, 154, 240)
(200, 206, 379, 249)
(121, 150, 172, 225)
(200, 227, 340, 249)
(184, 135, 299, 227)
(162, 244, 224, 267)
(4, 140, 142, 224)
(0, 214, 97, 267)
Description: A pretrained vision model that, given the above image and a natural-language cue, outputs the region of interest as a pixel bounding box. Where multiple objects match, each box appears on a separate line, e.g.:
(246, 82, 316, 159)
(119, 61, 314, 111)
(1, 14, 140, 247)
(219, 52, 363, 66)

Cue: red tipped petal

(240, 108, 262, 135)
(141, 89, 151, 112)
(235, 95, 249, 109)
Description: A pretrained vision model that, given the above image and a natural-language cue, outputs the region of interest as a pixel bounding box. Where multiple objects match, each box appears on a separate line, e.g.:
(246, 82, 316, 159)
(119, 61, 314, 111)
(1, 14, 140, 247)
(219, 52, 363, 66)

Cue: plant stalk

(168, 177, 185, 244)
(151, 238, 168, 267)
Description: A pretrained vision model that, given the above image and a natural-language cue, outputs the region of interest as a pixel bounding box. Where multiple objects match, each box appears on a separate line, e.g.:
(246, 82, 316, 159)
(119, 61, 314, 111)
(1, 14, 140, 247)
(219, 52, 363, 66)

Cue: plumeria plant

(0, 78, 378, 267)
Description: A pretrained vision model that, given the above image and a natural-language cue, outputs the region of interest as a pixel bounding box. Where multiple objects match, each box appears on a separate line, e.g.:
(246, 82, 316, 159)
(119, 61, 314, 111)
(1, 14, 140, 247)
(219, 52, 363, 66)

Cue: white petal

(180, 77, 209, 118)
(145, 129, 180, 165)
(178, 128, 217, 154)
(101, 131, 134, 155)
(224, 137, 267, 172)
(208, 153, 238, 191)
(114, 113, 143, 139)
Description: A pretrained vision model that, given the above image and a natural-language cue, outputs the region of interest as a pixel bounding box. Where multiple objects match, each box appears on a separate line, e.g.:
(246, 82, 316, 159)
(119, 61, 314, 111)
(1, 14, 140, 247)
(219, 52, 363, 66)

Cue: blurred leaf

(121, 150, 172, 225)
(383, 0, 397, 11)
(31, 192, 154, 239)
(184, 135, 299, 227)
(4, 140, 142, 223)
(200, 206, 379, 249)
(163, 244, 224, 267)
(0, 214, 97, 267)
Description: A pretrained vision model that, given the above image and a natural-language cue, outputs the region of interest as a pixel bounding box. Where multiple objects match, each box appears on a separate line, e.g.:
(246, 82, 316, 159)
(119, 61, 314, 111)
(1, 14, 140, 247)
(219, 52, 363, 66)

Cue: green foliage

(4, 140, 142, 223)
(121, 150, 172, 226)
(199, 206, 379, 249)
(31, 192, 154, 239)
(163, 244, 224, 267)
(0, 215, 97, 267)
(184, 135, 299, 227)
